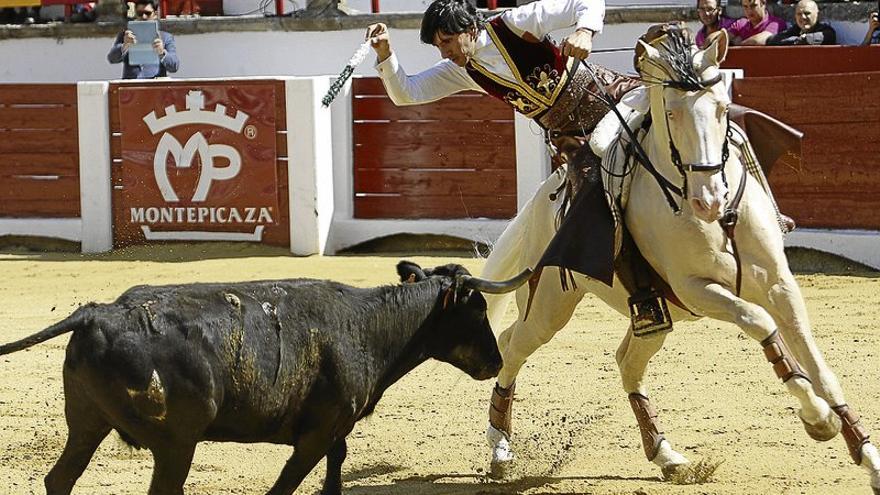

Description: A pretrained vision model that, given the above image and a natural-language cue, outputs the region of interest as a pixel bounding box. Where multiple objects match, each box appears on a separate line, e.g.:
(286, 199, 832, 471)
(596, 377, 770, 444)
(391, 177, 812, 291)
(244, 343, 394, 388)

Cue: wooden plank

(352, 77, 392, 96)
(723, 46, 880, 77)
(0, 130, 79, 153)
(354, 141, 515, 170)
(0, 84, 77, 105)
(775, 195, 880, 230)
(353, 94, 512, 121)
(0, 175, 80, 202)
(354, 168, 516, 196)
(0, 198, 80, 217)
(0, 106, 77, 130)
(0, 153, 79, 176)
(353, 121, 514, 148)
(354, 194, 516, 219)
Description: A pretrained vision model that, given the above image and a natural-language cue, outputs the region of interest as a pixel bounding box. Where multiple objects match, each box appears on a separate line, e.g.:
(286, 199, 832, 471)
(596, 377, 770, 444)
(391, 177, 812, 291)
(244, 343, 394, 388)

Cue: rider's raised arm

(375, 54, 483, 106)
(500, 0, 605, 39)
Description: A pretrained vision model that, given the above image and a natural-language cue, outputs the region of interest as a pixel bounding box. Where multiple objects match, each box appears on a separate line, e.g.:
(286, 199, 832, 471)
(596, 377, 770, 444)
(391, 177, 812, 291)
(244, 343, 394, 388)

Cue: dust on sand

(0, 243, 878, 494)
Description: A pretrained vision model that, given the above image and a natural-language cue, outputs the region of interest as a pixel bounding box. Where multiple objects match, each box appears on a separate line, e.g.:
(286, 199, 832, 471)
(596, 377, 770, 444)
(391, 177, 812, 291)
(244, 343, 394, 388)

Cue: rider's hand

(366, 23, 392, 63)
(561, 28, 594, 61)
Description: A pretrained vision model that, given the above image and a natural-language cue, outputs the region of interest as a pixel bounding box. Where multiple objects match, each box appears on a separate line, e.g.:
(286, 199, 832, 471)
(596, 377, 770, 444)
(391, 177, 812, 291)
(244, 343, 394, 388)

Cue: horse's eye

(665, 110, 674, 119)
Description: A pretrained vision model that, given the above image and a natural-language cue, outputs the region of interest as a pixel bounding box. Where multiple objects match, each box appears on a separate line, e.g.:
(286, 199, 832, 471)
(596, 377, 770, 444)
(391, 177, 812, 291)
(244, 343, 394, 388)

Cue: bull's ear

(397, 260, 427, 283)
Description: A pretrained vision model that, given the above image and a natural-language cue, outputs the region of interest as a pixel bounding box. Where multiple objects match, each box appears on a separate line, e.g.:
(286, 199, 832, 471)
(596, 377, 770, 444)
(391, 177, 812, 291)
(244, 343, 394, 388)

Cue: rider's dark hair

(420, 0, 483, 45)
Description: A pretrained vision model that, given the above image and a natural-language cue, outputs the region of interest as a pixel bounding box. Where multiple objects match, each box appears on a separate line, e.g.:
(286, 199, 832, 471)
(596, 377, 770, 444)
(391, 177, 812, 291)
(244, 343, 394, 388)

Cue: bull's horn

(460, 269, 533, 294)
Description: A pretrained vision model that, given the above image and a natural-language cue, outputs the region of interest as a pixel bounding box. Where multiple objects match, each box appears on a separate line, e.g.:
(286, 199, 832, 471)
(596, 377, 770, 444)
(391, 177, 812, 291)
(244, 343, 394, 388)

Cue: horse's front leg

(765, 274, 880, 493)
(487, 270, 587, 474)
(616, 327, 690, 478)
(676, 278, 838, 442)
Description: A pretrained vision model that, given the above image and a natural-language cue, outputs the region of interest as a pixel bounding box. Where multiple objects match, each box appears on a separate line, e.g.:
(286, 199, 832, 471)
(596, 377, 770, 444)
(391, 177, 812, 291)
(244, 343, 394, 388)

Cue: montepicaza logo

(130, 90, 275, 241)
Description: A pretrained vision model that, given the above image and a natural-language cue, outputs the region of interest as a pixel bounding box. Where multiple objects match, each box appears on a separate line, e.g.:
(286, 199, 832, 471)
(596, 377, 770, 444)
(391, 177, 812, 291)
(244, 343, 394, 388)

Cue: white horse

(481, 27, 880, 492)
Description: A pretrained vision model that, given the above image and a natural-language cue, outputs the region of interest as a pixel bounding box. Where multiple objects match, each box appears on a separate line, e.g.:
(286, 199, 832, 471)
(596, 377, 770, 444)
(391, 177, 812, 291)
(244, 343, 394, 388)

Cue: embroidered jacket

(465, 16, 575, 120)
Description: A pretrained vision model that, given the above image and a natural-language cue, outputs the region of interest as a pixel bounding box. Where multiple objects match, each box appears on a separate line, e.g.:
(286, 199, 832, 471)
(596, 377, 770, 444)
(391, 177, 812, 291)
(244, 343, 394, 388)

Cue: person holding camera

(107, 0, 179, 79)
(862, 11, 880, 45)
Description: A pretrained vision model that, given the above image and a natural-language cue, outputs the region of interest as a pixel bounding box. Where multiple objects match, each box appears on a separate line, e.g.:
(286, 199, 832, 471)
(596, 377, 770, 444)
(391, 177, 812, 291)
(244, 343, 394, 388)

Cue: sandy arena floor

(0, 243, 878, 494)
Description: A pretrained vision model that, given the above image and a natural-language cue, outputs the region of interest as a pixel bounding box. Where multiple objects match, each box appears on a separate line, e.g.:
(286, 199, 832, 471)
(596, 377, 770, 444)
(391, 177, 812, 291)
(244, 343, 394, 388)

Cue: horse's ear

(695, 29, 728, 73)
(634, 39, 662, 75)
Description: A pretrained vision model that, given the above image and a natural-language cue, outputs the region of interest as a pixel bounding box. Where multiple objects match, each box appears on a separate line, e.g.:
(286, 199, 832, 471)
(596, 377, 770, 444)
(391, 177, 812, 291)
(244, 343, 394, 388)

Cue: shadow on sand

(342, 471, 659, 495)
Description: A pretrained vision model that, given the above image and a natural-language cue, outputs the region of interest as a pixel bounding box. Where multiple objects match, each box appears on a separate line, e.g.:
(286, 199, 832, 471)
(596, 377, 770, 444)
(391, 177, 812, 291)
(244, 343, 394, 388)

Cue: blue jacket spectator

(107, 0, 179, 79)
(862, 11, 879, 46)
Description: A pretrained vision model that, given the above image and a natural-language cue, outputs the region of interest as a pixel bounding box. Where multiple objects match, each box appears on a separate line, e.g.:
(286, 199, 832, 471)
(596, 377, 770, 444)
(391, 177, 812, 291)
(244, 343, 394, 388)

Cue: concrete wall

(0, 22, 670, 82)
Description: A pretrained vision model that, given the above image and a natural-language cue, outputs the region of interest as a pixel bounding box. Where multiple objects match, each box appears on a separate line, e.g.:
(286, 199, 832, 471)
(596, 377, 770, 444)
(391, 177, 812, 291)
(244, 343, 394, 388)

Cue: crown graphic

(143, 90, 249, 134)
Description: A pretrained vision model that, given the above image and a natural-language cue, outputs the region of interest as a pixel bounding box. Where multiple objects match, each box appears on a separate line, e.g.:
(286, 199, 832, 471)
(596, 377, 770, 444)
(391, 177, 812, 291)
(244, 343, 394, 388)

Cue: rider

(366, 0, 641, 186)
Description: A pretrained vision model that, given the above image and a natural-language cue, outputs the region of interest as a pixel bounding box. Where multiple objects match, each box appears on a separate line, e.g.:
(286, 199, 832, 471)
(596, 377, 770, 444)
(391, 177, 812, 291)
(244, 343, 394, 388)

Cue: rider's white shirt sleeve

(375, 53, 484, 105)
(500, 0, 605, 39)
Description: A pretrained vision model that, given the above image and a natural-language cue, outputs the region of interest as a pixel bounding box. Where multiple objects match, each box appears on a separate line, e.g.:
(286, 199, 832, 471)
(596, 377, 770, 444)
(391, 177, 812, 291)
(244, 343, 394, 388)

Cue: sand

(0, 243, 878, 494)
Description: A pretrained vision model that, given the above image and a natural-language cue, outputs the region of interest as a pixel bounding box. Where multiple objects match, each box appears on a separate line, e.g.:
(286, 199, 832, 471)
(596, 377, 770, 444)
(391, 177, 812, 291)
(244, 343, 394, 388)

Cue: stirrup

(628, 290, 673, 337)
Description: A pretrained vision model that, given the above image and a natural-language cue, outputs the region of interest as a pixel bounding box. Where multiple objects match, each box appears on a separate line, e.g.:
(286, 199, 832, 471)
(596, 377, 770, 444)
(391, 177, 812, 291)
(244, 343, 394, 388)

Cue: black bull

(0, 261, 530, 495)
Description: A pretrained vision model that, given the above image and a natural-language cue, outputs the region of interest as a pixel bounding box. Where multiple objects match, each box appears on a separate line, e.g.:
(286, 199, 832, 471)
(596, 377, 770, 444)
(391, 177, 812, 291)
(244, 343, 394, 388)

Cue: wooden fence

(351, 77, 517, 219)
(733, 71, 880, 230)
(0, 84, 80, 218)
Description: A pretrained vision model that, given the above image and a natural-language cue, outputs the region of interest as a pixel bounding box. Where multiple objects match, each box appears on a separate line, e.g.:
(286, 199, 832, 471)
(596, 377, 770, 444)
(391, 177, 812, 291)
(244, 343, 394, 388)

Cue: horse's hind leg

(616, 327, 689, 478)
(487, 270, 586, 469)
(765, 275, 880, 492)
(45, 382, 111, 495)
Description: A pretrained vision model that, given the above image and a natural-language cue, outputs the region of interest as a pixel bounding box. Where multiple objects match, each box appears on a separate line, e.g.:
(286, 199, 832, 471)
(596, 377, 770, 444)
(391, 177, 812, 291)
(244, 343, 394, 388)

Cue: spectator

(862, 11, 879, 46)
(728, 0, 787, 46)
(767, 0, 835, 45)
(695, 0, 734, 48)
(107, 0, 179, 79)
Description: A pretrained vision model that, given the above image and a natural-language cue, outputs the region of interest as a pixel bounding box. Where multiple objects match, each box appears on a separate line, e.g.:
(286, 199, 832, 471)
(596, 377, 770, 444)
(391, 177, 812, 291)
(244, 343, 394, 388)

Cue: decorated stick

(322, 40, 373, 107)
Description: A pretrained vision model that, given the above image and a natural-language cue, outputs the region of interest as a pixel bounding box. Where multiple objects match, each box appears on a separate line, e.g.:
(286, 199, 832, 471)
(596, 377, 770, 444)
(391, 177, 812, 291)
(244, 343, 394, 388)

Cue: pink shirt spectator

(695, 15, 736, 47)
(728, 14, 787, 42)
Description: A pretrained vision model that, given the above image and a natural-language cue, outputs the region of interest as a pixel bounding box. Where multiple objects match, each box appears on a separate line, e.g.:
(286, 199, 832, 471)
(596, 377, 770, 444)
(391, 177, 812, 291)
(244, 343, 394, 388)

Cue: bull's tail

(482, 169, 566, 331)
(0, 304, 95, 355)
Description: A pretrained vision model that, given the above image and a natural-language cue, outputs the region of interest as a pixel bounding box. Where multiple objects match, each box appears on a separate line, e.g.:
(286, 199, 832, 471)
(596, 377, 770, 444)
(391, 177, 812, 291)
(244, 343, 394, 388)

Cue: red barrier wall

(732, 71, 880, 230)
(108, 80, 290, 248)
(723, 45, 880, 77)
(351, 77, 517, 220)
(0, 84, 80, 218)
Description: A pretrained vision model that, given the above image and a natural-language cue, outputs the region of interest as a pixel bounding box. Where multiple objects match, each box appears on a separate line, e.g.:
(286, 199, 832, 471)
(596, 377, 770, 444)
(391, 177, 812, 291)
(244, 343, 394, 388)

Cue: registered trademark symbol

(244, 125, 258, 140)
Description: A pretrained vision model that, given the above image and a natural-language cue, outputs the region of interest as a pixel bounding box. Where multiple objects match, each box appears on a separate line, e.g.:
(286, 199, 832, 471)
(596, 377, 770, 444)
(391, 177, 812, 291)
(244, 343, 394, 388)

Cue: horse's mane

(636, 24, 705, 92)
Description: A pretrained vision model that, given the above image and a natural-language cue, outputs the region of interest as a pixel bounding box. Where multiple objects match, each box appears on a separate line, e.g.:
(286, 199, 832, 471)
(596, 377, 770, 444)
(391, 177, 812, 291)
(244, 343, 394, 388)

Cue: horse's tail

(0, 304, 95, 356)
(483, 170, 565, 331)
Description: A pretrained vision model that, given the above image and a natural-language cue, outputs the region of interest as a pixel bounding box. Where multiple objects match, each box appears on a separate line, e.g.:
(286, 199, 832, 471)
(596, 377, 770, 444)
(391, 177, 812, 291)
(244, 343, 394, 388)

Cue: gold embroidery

(505, 92, 539, 114)
(528, 64, 559, 98)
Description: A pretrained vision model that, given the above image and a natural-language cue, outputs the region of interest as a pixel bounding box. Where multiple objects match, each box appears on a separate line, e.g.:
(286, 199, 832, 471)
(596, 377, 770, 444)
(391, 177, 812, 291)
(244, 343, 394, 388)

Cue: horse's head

(635, 25, 731, 223)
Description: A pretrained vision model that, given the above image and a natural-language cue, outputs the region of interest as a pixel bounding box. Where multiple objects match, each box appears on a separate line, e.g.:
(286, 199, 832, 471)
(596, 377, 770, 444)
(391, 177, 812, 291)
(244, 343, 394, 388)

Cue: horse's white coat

(482, 29, 880, 490)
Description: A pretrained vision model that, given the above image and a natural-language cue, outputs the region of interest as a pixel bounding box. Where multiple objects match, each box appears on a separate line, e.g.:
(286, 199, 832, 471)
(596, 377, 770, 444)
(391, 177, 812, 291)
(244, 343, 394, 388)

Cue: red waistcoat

(465, 16, 576, 121)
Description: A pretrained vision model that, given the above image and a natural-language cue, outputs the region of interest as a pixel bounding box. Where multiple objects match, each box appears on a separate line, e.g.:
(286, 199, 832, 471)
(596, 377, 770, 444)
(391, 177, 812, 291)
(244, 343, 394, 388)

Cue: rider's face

(433, 29, 477, 67)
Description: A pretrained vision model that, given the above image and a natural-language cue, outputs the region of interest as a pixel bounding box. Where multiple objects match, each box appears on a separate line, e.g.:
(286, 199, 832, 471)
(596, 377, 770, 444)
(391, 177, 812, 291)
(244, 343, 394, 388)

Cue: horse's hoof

(800, 409, 841, 442)
(488, 460, 513, 480)
(661, 463, 685, 481)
